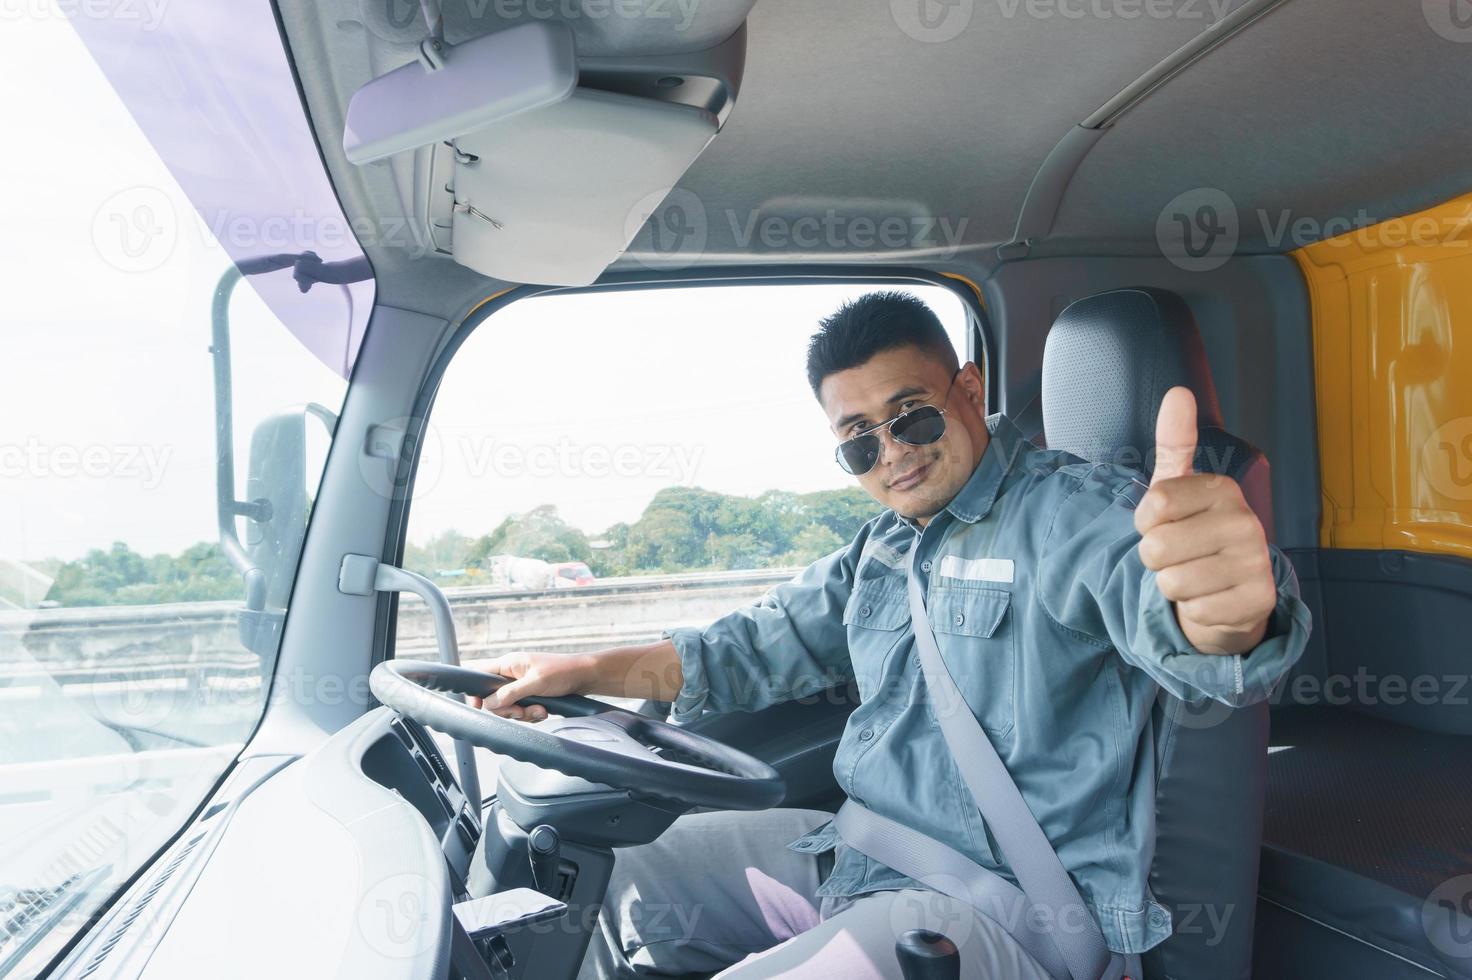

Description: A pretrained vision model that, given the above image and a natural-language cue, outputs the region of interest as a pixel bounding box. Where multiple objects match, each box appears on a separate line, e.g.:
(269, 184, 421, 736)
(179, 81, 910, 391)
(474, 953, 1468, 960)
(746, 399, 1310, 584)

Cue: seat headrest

(1042, 288, 1223, 475)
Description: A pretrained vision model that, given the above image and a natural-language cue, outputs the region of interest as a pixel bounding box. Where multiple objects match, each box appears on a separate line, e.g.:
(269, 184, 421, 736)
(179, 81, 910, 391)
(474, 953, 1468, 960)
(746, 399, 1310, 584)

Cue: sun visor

(445, 88, 718, 286)
(346, 17, 747, 285)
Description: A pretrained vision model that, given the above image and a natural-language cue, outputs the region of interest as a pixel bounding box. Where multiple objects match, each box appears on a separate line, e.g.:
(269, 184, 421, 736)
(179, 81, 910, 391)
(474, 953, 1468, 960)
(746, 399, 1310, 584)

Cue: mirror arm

(417, 0, 445, 71)
(211, 265, 252, 578)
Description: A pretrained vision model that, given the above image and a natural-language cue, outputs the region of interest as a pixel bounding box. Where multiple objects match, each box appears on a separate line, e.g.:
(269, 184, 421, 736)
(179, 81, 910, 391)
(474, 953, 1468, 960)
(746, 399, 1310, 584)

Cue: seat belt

(833, 546, 1127, 980)
(833, 801, 1072, 978)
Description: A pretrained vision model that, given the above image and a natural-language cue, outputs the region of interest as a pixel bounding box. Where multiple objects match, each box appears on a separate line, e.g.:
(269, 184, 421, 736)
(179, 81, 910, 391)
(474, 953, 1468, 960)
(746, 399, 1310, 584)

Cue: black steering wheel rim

(370, 660, 785, 811)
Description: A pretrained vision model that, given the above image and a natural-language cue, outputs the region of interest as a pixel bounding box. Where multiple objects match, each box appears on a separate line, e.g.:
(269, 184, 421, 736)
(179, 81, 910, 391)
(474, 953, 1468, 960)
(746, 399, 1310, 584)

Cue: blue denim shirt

(665, 414, 1311, 954)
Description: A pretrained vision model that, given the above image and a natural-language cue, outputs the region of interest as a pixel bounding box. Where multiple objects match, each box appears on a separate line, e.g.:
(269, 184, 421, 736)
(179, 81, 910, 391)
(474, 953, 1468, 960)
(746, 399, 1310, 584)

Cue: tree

(466, 505, 592, 566)
(404, 529, 476, 575)
(46, 541, 239, 606)
(399, 483, 882, 583)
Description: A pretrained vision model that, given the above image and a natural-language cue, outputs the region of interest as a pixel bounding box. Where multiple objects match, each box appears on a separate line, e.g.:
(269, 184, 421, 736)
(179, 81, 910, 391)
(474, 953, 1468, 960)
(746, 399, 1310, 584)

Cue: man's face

(819, 346, 990, 524)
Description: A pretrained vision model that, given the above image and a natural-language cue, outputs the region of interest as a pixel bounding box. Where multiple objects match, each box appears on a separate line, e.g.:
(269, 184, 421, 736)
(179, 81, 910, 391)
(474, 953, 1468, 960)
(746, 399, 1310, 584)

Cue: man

(474, 291, 1311, 978)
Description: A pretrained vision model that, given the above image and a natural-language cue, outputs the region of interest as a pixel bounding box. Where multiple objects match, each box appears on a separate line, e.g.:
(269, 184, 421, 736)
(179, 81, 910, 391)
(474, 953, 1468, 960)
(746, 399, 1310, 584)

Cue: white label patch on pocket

(938, 555, 1015, 584)
(861, 539, 905, 570)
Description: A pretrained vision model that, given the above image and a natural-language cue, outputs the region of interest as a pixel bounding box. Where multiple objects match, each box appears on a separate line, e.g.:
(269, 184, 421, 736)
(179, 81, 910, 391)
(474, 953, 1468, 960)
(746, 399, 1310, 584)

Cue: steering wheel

(370, 660, 785, 811)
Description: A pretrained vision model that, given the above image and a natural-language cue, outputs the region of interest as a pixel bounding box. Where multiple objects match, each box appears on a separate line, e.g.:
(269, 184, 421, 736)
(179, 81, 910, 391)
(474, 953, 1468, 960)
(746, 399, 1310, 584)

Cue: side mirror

(210, 253, 369, 665)
(228, 405, 336, 662)
(241, 404, 336, 605)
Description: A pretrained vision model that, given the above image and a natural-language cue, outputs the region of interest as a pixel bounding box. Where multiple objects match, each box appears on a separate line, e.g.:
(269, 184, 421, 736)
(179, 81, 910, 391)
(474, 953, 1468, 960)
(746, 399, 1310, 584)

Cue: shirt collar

(899, 413, 1031, 530)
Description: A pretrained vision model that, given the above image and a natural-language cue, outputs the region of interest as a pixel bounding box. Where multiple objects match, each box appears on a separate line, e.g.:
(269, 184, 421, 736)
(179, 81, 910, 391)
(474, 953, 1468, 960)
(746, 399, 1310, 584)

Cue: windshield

(0, 3, 373, 975)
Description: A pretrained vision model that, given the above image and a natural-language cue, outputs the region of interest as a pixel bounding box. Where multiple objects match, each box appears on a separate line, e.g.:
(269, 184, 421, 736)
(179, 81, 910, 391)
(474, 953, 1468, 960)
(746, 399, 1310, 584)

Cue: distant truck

(484, 556, 596, 591)
(484, 554, 553, 591)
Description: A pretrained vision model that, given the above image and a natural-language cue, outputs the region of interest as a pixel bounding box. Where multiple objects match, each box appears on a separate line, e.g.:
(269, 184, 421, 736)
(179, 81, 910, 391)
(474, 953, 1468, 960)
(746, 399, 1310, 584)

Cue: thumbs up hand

(1133, 387, 1276, 655)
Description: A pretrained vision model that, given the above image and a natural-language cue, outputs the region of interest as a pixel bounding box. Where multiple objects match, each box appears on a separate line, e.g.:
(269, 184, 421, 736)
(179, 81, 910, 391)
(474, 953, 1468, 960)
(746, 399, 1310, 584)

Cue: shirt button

(1149, 908, 1167, 927)
(860, 604, 872, 617)
(858, 728, 874, 741)
(953, 613, 965, 626)
(921, 560, 932, 573)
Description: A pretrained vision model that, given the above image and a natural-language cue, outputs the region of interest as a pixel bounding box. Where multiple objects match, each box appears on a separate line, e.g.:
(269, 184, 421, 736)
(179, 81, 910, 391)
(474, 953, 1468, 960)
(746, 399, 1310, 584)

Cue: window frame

(372, 267, 994, 667)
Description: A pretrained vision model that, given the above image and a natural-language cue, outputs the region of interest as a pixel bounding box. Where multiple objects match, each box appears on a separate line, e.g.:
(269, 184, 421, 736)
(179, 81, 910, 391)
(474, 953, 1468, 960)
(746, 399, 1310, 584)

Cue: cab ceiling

(275, 0, 1472, 318)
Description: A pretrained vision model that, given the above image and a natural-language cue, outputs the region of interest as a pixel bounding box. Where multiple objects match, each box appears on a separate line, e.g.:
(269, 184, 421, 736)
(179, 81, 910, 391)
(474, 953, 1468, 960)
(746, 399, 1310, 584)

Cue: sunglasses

(834, 373, 959, 476)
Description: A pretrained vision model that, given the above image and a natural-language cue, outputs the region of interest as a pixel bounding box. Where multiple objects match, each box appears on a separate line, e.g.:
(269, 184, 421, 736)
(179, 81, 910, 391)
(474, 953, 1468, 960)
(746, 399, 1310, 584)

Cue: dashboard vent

(77, 831, 206, 979)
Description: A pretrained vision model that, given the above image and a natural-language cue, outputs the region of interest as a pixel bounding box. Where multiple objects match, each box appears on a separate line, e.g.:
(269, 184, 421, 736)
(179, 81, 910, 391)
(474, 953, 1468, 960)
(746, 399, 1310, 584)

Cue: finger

(1137, 508, 1247, 569)
(1152, 386, 1198, 482)
(1134, 473, 1240, 534)
(490, 676, 539, 709)
(490, 701, 548, 722)
(479, 655, 520, 680)
(1176, 581, 1277, 631)
(1155, 554, 1250, 602)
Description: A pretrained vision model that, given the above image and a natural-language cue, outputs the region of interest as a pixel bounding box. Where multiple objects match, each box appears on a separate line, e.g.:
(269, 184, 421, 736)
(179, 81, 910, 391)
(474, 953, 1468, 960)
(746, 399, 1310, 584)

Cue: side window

(0, 9, 370, 971)
(394, 284, 972, 663)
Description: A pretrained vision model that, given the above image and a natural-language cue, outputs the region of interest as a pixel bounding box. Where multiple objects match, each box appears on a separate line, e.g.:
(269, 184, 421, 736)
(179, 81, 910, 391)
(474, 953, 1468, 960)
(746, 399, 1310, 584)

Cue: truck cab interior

(6, 1, 1472, 978)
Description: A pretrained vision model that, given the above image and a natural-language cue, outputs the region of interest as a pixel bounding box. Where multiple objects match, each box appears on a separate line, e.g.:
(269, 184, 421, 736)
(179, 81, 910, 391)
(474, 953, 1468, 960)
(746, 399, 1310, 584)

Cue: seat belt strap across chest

(833, 546, 1124, 980)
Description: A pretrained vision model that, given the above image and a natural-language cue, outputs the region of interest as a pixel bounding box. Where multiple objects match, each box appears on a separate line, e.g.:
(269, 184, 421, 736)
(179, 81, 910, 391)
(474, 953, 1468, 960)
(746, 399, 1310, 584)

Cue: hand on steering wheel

(465, 650, 593, 723)
(370, 660, 786, 811)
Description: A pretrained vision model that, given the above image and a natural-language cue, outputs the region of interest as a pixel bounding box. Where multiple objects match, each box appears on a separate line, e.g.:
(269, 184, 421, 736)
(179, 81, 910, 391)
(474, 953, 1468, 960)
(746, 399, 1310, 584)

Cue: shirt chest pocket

(927, 585, 1016, 739)
(842, 582, 910, 701)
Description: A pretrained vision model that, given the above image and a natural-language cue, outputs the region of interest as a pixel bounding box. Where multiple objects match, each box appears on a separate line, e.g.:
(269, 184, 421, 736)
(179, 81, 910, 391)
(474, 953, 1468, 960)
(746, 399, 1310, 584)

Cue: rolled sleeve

(1040, 465, 1311, 707)
(1134, 548, 1311, 706)
(661, 526, 872, 724)
(662, 626, 715, 722)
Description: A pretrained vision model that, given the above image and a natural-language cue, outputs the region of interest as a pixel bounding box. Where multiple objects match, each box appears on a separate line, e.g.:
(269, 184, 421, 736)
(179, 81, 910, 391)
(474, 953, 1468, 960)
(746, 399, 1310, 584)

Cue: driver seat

(1041, 287, 1273, 980)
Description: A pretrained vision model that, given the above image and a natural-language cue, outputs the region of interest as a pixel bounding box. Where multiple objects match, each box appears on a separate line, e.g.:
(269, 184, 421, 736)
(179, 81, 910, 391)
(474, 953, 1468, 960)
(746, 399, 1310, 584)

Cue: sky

(406, 284, 970, 544)
(0, 9, 970, 566)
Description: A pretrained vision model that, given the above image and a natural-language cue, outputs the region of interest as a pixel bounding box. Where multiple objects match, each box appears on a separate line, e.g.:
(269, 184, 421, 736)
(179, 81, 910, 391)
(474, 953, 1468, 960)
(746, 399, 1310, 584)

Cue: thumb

(1152, 386, 1198, 482)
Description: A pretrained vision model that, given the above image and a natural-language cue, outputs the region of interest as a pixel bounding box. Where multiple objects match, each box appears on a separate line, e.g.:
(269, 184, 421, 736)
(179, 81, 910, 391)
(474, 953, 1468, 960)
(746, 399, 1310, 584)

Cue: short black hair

(805, 290, 959, 398)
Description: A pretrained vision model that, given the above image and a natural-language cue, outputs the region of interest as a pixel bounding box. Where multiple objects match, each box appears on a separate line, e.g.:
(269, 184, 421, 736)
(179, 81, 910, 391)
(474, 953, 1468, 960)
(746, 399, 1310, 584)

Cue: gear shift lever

(528, 824, 562, 896)
(896, 929, 960, 980)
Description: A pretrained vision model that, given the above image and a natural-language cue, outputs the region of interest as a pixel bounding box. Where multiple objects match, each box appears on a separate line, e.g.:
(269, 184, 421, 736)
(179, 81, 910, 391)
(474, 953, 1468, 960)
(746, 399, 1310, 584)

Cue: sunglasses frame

(833, 371, 962, 476)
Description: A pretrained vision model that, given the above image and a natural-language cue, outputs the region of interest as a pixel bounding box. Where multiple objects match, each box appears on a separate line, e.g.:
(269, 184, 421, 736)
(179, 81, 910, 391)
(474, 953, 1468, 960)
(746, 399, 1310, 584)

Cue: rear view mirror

(342, 19, 577, 165)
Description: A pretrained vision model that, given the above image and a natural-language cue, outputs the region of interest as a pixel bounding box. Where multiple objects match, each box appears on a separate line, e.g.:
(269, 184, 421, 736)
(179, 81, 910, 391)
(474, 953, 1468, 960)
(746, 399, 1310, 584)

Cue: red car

(550, 562, 596, 588)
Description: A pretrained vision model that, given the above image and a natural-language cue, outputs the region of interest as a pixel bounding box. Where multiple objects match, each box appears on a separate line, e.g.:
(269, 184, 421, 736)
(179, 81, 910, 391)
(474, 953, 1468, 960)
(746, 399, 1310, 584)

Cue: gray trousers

(576, 807, 1053, 979)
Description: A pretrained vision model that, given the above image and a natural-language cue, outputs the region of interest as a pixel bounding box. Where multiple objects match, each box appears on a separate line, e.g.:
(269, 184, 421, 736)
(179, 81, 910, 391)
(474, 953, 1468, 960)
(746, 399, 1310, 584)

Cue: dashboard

(50, 708, 472, 980)
(361, 715, 481, 896)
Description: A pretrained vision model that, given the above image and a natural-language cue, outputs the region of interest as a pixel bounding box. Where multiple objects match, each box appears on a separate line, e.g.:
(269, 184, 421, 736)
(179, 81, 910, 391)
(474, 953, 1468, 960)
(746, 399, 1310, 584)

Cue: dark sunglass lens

(891, 406, 946, 446)
(838, 434, 881, 475)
